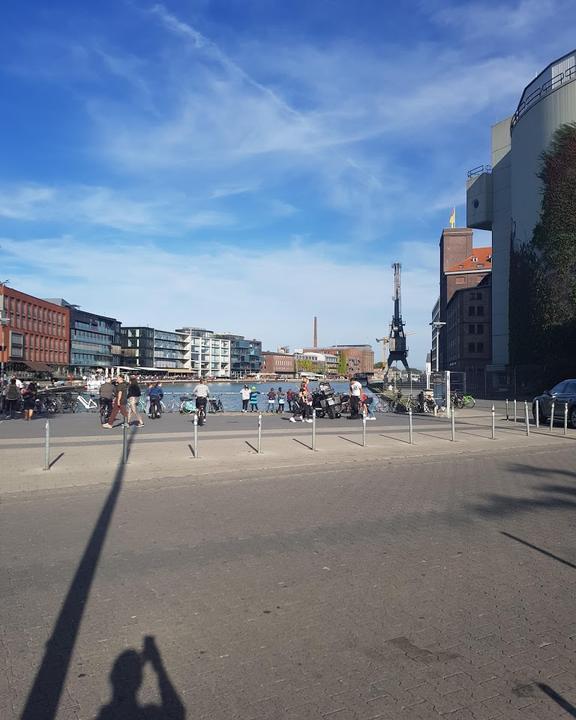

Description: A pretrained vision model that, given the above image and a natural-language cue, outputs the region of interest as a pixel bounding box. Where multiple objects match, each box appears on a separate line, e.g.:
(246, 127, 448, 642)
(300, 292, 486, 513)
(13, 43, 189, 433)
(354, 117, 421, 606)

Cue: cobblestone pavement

(1, 444, 575, 719)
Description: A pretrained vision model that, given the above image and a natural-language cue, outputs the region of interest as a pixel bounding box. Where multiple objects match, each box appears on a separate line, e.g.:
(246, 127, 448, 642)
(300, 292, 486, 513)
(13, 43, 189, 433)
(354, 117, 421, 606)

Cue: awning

(22, 361, 54, 373)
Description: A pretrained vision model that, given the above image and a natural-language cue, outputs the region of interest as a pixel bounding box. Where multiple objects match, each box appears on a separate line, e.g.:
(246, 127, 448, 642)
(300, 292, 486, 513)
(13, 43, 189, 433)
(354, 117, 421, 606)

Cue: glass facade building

(120, 327, 187, 370)
(219, 334, 262, 378)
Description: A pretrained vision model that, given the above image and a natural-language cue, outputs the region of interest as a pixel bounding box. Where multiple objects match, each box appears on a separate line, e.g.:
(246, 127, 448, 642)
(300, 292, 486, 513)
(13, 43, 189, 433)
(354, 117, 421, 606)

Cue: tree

(509, 122, 576, 370)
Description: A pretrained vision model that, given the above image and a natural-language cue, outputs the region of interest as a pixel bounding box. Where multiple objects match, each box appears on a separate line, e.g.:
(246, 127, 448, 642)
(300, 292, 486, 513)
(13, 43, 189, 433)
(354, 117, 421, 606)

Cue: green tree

(510, 122, 576, 369)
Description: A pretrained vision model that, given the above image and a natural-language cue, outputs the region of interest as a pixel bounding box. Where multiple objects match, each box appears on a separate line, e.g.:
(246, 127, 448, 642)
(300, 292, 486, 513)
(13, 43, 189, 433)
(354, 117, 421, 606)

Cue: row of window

(3, 298, 66, 325)
(467, 342, 485, 353)
(468, 324, 484, 335)
(468, 306, 485, 317)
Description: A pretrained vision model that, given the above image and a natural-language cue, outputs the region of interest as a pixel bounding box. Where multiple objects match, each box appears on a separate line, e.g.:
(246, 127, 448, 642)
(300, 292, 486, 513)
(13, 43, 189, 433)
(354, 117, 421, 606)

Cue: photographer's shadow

(97, 636, 186, 720)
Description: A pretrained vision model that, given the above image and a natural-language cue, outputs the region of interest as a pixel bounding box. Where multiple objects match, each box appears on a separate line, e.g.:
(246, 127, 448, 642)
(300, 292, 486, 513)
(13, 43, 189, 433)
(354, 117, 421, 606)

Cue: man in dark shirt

(99, 378, 115, 424)
(102, 376, 129, 428)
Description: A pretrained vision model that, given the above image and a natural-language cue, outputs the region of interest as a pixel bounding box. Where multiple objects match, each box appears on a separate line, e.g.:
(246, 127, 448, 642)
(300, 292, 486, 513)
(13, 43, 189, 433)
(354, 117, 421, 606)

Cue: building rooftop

(445, 247, 492, 273)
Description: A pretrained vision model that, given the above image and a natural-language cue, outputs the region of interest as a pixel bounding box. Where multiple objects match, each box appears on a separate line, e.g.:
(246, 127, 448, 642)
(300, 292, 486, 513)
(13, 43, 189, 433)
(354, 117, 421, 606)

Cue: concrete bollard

(505, 398, 509, 421)
(451, 402, 455, 442)
(312, 409, 317, 451)
(122, 422, 128, 465)
(193, 413, 198, 458)
(44, 419, 50, 471)
(524, 401, 530, 436)
(550, 402, 555, 433)
(535, 399, 539, 429)
(491, 405, 495, 440)
(513, 399, 517, 424)
(362, 413, 367, 447)
(258, 412, 262, 453)
(408, 406, 413, 445)
(564, 403, 569, 436)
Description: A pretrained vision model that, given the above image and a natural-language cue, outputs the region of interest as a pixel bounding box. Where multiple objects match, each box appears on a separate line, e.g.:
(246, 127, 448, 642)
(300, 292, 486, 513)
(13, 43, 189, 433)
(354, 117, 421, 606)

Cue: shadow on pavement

(21, 429, 141, 720)
(501, 531, 576, 570)
(96, 636, 185, 720)
(538, 683, 576, 717)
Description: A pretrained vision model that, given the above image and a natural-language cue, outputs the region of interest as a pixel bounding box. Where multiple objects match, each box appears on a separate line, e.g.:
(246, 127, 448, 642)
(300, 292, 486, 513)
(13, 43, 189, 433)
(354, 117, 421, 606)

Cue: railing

(467, 164, 492, 178)
(511, 63, 576, 129)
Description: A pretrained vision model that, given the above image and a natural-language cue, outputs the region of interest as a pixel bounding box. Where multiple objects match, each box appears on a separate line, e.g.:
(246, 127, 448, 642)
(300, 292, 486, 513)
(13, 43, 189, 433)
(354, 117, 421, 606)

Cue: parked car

(532, 379, 576, 427)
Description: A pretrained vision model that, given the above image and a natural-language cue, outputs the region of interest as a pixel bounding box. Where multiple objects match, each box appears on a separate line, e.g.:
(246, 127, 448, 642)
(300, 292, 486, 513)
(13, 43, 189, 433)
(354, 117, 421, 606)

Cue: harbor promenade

(0, 406, 574, 495)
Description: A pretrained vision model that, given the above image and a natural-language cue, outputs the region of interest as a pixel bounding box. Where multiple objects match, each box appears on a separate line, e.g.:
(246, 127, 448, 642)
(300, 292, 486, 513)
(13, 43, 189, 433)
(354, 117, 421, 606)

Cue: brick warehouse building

(0, 284, 70, 377)
(435, 227, 492, 393)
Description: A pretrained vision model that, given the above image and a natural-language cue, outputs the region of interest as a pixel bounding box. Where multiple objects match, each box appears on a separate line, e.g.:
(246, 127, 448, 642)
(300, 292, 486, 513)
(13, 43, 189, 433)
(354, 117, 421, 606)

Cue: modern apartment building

(467, 49, 576, 389)
(0, 284, 70, 376)
(46, 299, 121, 374)
(120, 327, 188, 372)
(218, 334, 262, 378)
(176, 327, 231, 378)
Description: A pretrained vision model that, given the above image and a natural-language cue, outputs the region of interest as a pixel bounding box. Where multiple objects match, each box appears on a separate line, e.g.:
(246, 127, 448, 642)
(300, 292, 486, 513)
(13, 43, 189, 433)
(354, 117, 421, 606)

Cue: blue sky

(0, 0, 573, 366)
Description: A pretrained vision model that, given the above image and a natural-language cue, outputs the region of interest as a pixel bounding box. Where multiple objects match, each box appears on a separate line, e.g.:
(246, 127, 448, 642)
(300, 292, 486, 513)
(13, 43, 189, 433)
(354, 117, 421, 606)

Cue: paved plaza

(1, 408, 575, 719)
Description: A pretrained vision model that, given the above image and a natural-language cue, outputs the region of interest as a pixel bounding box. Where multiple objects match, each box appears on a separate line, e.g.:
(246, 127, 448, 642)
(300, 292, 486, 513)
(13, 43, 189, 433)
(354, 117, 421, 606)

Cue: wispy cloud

(0, 234, 438, 365)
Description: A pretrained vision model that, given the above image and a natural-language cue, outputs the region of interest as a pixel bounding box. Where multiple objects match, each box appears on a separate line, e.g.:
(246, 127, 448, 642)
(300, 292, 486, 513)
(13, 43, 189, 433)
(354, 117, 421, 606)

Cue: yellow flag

(449, 207, 456, 228)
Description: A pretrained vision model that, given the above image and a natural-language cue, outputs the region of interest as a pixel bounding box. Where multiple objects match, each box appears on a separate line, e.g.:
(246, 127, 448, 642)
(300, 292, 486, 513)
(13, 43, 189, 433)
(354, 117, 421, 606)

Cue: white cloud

(0, 235, 438, 367)
(0, 183, 235, 233)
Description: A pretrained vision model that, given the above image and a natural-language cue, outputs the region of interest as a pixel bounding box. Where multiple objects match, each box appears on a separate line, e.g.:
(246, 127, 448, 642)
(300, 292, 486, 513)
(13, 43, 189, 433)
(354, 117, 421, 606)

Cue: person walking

(103, 376, 130, 428)
(240, 384, 250, 412)
(4, 378, 21, 419)
(300, 386, 313, 423)
(349, 377, 362, 419)
(98, 377, 115, 425)
(277, 387, 286, 414)
(266, 387, 276, 413)
(22, 381, 38, 421)
(127, 377, 145, 427)
(249, 386, 260, 412)
(148, 382, 164, 419)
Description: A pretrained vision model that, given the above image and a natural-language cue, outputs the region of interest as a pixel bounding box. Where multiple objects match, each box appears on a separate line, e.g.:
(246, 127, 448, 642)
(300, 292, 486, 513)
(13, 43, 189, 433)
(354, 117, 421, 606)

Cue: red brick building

(0, 285, 70, 375)
(436, 227, 492, 391)
(261, 352, 295, 376)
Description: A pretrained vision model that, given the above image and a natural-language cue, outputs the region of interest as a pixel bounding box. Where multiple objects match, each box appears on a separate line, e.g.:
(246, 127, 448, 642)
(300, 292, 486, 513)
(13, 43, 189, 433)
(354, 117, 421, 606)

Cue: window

(477, 324, 484, 334)
(550, 381, 567, 394)
(477, 342, 484, 352)
(477, 306, 484, 316)
(468, 342, 475, 353)
(468, 324, 475, 334)
(468, 306, 476, 316)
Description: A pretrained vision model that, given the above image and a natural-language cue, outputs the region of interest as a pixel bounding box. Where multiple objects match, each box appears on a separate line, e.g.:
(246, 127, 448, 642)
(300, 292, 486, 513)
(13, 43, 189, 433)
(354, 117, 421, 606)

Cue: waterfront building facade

(120, 327, 188, 372)
(0, 285, 70, 376)
(46, 299, 121, 375)
(218, 334, 262, 378)
(467, 49, 576, 389)
(261, 351, 295, 376)
(176, 327, 231, 378)
(295, 350, 339, 376)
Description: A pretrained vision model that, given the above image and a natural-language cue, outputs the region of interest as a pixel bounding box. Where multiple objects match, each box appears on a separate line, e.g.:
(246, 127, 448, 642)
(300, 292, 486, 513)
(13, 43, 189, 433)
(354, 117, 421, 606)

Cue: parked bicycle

(208, 395, 224, 413)
(451, 391, 476, 409)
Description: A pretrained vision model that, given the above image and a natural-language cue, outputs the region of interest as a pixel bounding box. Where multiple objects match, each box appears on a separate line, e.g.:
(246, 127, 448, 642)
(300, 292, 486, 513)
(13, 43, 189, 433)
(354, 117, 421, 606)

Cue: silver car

(533, 379, 576, 427)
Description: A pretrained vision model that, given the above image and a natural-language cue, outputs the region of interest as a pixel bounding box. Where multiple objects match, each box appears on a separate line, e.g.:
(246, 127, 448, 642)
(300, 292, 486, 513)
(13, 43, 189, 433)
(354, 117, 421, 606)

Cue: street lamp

(0, 282, 10, 385)
(429, 321, 446, 372)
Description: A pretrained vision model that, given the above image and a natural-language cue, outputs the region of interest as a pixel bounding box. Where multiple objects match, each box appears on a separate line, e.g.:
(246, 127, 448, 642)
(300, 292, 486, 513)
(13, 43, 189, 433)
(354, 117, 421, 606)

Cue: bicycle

(451, 392, 476, 409)
(208, 395, 224, 413)
(196, 398, 207, 426)
(76, 394, 99, 413)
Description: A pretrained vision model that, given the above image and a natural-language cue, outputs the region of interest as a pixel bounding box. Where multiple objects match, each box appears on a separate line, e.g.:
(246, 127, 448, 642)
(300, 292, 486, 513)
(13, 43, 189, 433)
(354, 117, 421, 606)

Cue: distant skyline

(1, 0, 573, 366)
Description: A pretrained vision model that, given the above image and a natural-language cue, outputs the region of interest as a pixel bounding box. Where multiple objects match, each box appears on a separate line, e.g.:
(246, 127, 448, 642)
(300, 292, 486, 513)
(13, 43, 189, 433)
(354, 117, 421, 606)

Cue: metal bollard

(193, 413, 198, 458)
(550, 402, 555, 433)
(312, 409, 317, 451)
(535, 399, 539, 429)
(505, 398, 509, 421)
(362, 413, 367, 447)
(513, 399, 517, 424)
(491, 405, 495, 440)
(258, 412, 262, 453)
(451, 403, 455, 441)
(44, 419, 50, 471)
(524, 401, 530, 436)
(564, 403, 569, 436)
(122, 422, 128, 464)
(408, 406, 413, 445)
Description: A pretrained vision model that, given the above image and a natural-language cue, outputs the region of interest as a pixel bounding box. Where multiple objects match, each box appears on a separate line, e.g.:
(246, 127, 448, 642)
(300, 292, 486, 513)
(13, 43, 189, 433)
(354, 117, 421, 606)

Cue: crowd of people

(1, 377, 40, 420)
